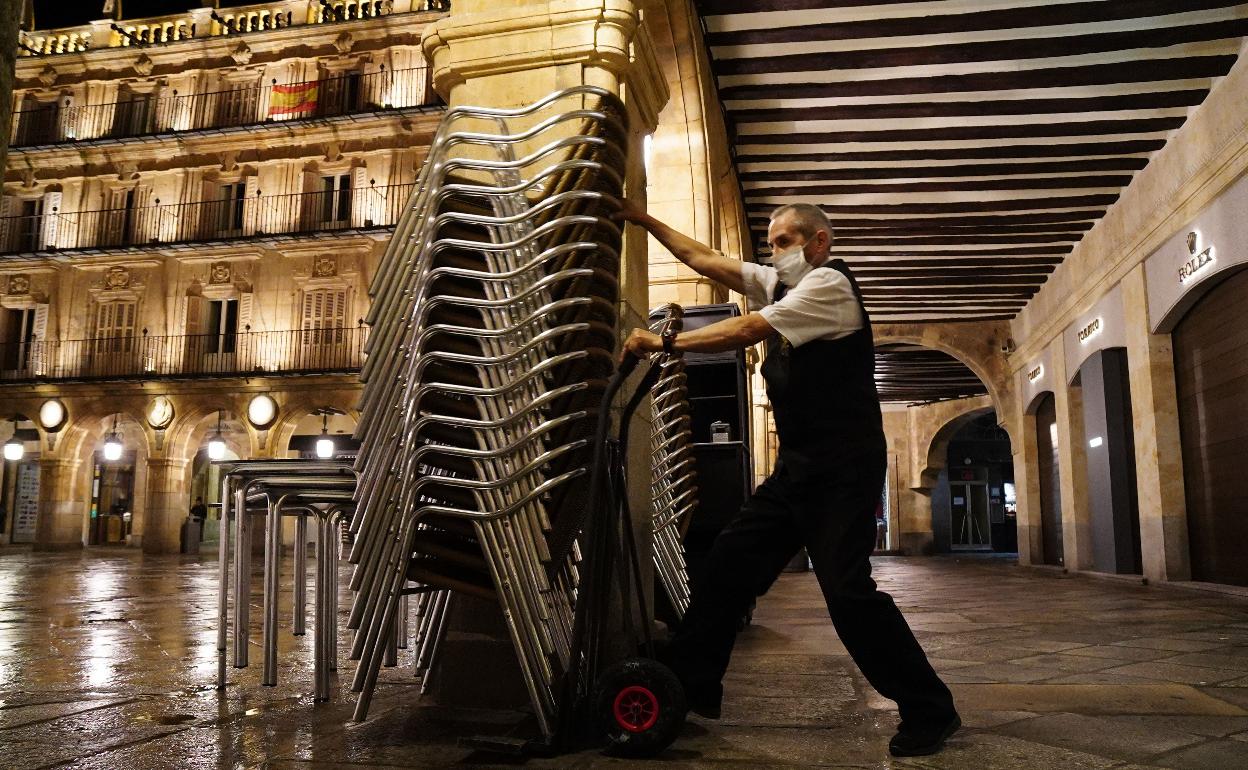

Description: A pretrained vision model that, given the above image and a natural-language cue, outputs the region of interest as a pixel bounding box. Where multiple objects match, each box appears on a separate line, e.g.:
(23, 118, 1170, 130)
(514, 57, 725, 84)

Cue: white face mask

(772, 243, 811, 288)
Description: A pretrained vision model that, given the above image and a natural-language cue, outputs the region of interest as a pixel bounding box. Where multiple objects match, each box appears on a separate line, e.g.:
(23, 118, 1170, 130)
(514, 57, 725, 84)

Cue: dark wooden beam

(729, 91, 1207, 122)
(738, 159, 1148, 182)
(713, 19, 1248, 75)
(738, 117, 1182, 144)
(747, 195, 1119, 214)
(745, 176, 1134, 196)
(704, 0, 1244, 45)
(719, 56, 1238, 100)
(736, 140, 1164, 163)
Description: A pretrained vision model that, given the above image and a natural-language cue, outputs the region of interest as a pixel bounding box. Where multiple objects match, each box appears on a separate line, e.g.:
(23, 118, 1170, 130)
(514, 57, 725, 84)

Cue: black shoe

(888, 714, 960, 757)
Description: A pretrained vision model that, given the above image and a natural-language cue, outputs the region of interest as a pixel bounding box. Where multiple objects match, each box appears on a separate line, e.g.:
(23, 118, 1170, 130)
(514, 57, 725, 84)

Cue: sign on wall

(11, 460, 40, 543)
(1064, 284, 1127, 382)
(1145, 167, 1248, 332)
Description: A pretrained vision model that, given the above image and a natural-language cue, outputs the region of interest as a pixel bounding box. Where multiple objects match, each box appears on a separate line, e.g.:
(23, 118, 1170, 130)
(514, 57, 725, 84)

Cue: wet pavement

(3, 548, 1248, 769)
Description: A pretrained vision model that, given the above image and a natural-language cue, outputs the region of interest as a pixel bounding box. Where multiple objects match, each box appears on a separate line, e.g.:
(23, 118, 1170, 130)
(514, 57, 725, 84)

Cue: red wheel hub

(612, 684, 660, 732)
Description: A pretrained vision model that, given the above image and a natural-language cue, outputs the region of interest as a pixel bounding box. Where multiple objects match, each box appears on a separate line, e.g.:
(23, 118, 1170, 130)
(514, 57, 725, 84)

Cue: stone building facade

(0, 0, 446, 552)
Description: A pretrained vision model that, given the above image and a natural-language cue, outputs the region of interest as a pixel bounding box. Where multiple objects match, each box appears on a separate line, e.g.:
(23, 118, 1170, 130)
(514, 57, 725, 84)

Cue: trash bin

(180, 518, 201, 555)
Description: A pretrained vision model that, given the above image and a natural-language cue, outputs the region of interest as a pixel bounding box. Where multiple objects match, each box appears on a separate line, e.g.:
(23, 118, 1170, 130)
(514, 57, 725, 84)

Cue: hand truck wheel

(593, 657, 686, 757)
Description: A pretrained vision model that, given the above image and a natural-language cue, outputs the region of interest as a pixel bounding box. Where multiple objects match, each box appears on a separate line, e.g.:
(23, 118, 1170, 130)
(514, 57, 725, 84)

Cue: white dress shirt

(740, 258, 864, 348)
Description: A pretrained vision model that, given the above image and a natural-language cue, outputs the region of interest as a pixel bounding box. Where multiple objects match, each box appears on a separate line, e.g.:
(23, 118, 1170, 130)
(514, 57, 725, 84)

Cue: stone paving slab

(6, 550, 1248, 768)
(946, 683, 1247, 716)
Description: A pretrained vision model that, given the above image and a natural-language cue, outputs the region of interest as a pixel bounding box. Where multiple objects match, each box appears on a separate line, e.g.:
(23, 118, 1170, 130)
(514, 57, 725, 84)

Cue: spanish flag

(269, 82, 318, 117)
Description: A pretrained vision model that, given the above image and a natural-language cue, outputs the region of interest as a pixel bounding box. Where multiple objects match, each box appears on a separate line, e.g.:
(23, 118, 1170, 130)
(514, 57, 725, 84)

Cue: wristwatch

(661, 329, 677, 355)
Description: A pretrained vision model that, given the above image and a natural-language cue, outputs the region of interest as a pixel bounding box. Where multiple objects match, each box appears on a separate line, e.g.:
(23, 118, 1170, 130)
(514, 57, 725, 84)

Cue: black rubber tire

(593, 657, 687, 758)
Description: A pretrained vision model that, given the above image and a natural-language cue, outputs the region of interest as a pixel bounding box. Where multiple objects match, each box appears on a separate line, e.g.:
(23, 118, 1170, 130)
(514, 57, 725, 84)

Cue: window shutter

(30, 303, 49, 376)
(0, 195, 14, 252)
(57, 93, 75, 141)
(185, 295, 205, 336)
(39, 191, 62, 249)
(242, 175, 260, 235)
(197, 178, 218, 239)
(131, 184, 153, 244)
(350, 166, 368, 228)
(32, 303, 48, 339)
(238, 291, 254, 331)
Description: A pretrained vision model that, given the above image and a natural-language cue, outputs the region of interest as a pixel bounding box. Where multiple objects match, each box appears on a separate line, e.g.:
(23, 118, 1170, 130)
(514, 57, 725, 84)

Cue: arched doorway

(1031, 393, 1063, 566)
(1073, 349, 1141, 575)
(187, 410, 247, 546)
(935, 411, 1017, 554)
(82, 413, 148, 546)
(1173, 267, 1248, 585)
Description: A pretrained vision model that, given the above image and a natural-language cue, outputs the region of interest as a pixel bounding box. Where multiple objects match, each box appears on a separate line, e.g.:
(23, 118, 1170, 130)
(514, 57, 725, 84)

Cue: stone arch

(268, 389, 361, 457)
(874, 321, 1013, 420)
(1024, 388, 1056, 416)
(164, 397, 257, 463)
(914, 396, 996, 490)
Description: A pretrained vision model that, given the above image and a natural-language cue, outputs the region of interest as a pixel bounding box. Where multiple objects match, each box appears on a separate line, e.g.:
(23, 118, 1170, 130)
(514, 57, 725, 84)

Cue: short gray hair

(770, 203, 834, 241)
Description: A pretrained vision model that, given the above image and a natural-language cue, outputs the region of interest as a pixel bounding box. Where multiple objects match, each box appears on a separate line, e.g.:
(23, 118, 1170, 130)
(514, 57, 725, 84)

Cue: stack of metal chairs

(346, 85, 629, 736)
(646, 306, 698, 619)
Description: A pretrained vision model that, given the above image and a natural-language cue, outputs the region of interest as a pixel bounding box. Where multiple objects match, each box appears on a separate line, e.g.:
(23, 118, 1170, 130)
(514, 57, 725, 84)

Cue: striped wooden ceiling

(698, 0, 1248, 326)
(875, 344, 989, 402)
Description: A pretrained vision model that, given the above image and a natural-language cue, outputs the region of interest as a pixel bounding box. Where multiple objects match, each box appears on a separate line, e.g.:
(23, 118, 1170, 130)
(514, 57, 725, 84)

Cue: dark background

(35, 2, 263, 29)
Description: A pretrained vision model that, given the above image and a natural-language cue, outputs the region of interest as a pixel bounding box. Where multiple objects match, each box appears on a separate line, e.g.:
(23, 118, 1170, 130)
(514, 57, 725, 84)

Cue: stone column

(33, 456, 85, 551)
(635, 0, 742, 308)
(1122, 265, 1191, 582)
(1050, 341, 1093, 571)
(898, 487, 935, 555)
(142, 456, 191, 554)
(1011, 411, 1044, 566)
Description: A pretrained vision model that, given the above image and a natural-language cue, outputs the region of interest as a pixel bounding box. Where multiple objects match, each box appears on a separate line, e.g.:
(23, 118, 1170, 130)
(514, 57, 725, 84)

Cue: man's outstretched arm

(621, 313, 774, 360)
(609, 197, 746, 295)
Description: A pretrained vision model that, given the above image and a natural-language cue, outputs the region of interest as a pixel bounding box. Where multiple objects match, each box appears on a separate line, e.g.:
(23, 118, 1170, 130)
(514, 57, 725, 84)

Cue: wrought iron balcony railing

(0, 182, 415, 256)
(11, 67, 435, 147)
(0, 326, 368, 382)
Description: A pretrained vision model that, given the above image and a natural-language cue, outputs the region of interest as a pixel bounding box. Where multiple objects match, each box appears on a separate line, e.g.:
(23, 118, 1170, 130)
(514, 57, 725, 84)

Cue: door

(1174, 267, 1248, 585)
(89, 451, 136, 546)
(319, 173, 352, 229)
(0, 308, 37, 374)
(90, 301, 138, 376)
(1035, 393, 1064, 565)
(299, 288, 349, 368)
(202, 298, 239, 373)
(950, 481, 991, 550)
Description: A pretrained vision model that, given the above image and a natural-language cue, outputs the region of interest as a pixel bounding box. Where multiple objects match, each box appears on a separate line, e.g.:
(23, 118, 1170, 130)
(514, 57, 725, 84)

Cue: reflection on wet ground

(3, 547, 1248, 768)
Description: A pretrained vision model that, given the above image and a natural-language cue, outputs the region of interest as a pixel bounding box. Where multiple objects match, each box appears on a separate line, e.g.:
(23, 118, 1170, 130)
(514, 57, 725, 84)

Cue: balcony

(0, 326, 368, 383)
(0, 182, 415, 256)
(17, 1, 449, 57)
(10, 68, 437, 148)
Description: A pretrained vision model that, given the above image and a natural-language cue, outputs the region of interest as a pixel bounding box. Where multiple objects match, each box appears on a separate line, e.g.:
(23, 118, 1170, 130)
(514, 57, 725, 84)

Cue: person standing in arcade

(612, 199, 960, 757)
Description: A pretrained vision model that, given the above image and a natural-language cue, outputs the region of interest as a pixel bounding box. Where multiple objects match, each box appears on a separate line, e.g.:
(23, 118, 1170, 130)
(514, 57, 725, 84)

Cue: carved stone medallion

(209, 261, 232, 284)
(105, 266, 130, 289)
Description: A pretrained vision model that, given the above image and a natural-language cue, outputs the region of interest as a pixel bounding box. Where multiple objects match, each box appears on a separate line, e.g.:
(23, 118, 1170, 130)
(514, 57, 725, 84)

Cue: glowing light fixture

(38, 398, 66, 431)
(1088, 436, 1104, 448)
(102, 415, 124, 462)
(4, 420, 24, 461)
(315, 414, 334, 459)
(208, 412, 226, 461)
(247, 394, 277, 429)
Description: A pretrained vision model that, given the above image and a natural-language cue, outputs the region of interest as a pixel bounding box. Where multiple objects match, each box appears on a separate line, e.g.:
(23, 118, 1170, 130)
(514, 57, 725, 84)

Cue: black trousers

(667, 451, 956, 726)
